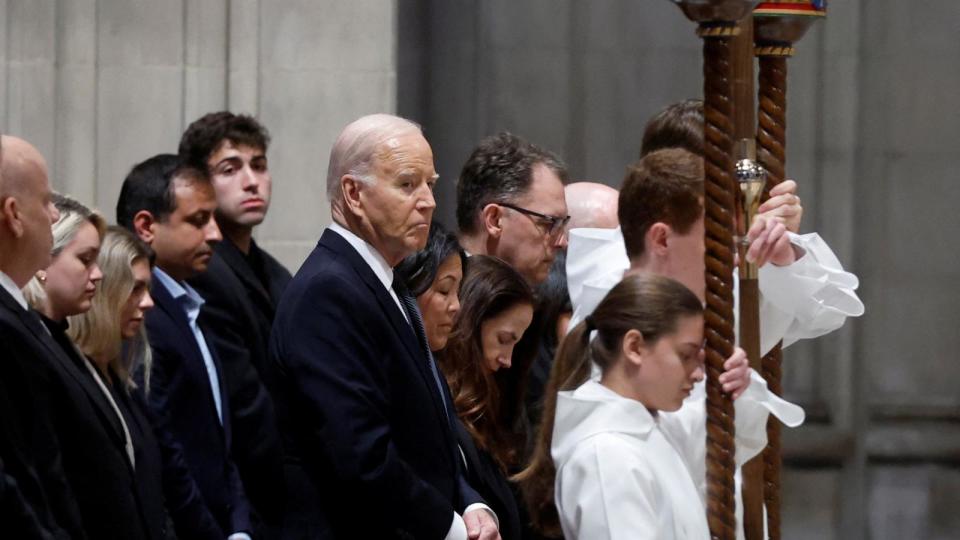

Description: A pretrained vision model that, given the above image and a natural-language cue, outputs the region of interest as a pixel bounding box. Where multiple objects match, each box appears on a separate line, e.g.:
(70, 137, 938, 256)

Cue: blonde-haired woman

(68, 226, 224, 540)
(23, 194, 217, 540)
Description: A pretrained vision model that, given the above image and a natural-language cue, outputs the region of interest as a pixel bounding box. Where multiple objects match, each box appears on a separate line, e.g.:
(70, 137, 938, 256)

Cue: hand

(757, 179, 803, 233)
(719, 347, 750, 400)
(464, 508, 501, 540)
(746, 214, 795, 268)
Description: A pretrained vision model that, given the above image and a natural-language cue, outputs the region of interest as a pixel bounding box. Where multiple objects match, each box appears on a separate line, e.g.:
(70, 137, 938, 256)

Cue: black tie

(392, 277, 450, 419)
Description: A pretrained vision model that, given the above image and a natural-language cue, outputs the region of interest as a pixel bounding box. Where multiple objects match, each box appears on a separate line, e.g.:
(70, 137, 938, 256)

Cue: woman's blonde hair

(23, 193, 107, 308)
(68, 226, 154, 391)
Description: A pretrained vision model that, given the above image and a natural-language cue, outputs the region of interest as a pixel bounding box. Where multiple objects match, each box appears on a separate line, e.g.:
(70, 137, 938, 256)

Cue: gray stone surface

(2, 0, 397, 273)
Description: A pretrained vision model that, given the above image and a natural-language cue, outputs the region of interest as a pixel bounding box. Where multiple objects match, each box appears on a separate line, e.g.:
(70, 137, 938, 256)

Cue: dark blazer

(0, 287, 82, 540)
(111, 375, 225, 540)
(270, 229, 483, 539)
(454, 420, 522, 540)
(30, 313, 170, 540)
(0, 456, 57, 540)
(188, 237, 288, 524)
(144, 273, 252, 536)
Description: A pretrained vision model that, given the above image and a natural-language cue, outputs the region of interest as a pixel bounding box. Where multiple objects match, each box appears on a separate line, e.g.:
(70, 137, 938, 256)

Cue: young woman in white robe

(516, 273, 800, 540)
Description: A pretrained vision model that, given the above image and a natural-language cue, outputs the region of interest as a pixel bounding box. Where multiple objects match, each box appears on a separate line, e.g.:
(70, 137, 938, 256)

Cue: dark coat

(454, 420, 522, 540)
(0, 288, 80, 540)
(187, 237, 288, 524)
(144, 273, 253, 536)
(269, 229, 483, 539)
(111, 374, 225, 540)
(32, 314, 166, 540)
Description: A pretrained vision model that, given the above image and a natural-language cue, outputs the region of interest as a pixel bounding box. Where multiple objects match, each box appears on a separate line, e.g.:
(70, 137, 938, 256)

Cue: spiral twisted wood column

(756, 51, 788, 540)
(700, 24, 739, 540)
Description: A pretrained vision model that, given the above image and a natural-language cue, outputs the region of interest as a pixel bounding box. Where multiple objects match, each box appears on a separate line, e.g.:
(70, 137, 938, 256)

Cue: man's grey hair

(325, 114, 423, 204)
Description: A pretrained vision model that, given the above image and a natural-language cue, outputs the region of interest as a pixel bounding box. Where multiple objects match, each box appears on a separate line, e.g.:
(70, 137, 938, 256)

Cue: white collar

(0, 270, 28, 311)
(328, 222, 395, 293)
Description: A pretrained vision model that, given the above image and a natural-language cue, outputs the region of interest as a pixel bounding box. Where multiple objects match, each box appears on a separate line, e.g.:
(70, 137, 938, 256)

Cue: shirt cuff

(446, 504, 500, 540)
(446, 511, 467, 540)
(464, 502, 499, 530)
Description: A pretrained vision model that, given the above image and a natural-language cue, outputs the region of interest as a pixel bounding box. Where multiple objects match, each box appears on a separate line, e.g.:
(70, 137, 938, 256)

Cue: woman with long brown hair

(436, 255, 535, 540)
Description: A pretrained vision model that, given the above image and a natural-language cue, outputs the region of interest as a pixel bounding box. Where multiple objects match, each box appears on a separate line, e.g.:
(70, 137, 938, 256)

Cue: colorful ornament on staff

(754, 1, 826, 18)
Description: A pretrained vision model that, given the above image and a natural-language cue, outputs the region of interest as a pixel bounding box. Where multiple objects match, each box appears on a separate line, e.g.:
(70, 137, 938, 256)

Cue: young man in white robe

(564, 148, 863, 539)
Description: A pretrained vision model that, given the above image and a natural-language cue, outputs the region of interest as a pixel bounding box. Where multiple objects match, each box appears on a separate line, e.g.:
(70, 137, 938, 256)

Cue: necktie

(392, 278, 450, 419)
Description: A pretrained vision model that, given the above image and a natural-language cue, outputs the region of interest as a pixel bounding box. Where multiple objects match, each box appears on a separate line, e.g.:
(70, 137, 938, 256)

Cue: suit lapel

(12, 304, 128, 449)
(215, 239, 273, 315)
(150, 277, 226, 436)
(320, 230, 452, 429)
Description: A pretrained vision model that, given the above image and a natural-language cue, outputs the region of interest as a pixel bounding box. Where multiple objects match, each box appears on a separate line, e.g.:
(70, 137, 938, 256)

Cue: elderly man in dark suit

(270, 114, 500, 540)
(118, 154, 254, 540)
(0, 134, 81, 539)
(180, 112, 288, 528)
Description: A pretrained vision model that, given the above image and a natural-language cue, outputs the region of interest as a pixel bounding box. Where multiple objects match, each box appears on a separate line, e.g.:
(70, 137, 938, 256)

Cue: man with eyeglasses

(456, 132, 570, 285)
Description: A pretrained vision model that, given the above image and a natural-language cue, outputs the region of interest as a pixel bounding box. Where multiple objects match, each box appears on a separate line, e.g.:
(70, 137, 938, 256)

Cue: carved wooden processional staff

(667, 1, 825, 539)
(753, 2, 825, 539)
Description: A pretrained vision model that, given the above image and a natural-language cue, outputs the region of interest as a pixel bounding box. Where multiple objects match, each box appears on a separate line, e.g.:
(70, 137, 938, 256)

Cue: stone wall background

(4, 1, 959, 538)
(1, 0, 396, 268)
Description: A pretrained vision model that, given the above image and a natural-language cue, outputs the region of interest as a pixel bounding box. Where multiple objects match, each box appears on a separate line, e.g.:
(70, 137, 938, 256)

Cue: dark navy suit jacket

(144, 272, 252, 536)
(270, 229, 483, 539)
(188, 238, 288, 525)
(0, 287, 81, 540)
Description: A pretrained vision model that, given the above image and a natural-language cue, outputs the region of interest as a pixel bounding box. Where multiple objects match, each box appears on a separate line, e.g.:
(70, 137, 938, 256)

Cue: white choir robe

(553, 379, 804, 540)
(562, 226, 864, 540)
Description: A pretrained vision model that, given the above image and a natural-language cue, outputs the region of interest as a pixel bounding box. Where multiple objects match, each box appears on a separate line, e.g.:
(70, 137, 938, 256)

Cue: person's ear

(1, 197, 24, 238)
(645, 222, 671, 257)
(132, 211, 157, 245)
(481, 203, 503, 239)
(621, 328, 647, 368)
(341, 174, 366, 218)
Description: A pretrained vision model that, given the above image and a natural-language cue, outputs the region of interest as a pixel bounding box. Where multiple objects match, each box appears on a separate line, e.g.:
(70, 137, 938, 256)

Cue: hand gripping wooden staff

(668, 2, 761, 539)
(752, 3, 826, 539)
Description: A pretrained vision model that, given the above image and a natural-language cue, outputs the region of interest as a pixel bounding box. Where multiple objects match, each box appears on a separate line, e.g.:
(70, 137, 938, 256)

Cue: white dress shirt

(0, 270, 28, 310)
(152, 267, 223, 423)
(327, 223, 497, 540)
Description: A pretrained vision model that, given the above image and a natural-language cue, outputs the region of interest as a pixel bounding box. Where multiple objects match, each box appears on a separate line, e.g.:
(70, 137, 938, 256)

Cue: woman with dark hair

(397, 227, 536, 540)
(437, 255, 535, 540)
(395, 221, 467, 351)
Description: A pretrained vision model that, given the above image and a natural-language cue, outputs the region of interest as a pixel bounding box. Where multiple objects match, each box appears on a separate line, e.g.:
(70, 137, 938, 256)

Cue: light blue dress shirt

(152, 267, 223, 424)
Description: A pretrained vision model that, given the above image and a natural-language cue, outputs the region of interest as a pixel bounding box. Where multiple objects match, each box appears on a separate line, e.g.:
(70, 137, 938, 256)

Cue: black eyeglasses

(498, 202, 571, 238)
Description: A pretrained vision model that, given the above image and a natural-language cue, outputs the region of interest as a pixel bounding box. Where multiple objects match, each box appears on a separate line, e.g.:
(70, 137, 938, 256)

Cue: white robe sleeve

(556, 436, 670, 540)
(757, 232, 864, 353)
(657, 371, 805, 504)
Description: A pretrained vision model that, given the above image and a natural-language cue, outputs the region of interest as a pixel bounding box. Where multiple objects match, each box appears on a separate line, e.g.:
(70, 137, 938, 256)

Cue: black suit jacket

(144, 273, 252, 536)
(0, 287, 82, 540)
(188, 238, 288, 524)
(270, 229, 483, 539)
(454, 420, 522, 540)
(112, 376, 225, 540)
(0, 457, 55, 540)
(31, 314, 171, 540)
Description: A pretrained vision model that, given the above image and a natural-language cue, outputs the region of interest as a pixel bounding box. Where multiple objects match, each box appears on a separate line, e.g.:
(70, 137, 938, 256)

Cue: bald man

(271, 115, 499, 540)
(565, 181, 619, 230)
(0, 135, 84, 539)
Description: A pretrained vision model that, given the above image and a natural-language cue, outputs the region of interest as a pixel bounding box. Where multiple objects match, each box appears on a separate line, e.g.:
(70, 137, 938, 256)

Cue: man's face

(495, 163, 568, 285)
(17, 156, 59, 273)
(665, 214, 706, 302)
(207, 141, 271, 229)
(150, 177, 221, 280)
(358, 132, 437, 265)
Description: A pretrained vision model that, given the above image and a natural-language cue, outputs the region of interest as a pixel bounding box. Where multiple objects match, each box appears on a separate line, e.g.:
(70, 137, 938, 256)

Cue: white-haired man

(270, 114, 500, 540)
